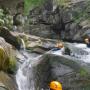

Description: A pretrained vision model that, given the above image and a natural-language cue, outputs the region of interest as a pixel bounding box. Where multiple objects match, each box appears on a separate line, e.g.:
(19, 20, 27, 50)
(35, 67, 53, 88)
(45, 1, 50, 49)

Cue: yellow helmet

(50, 81, 62, 90)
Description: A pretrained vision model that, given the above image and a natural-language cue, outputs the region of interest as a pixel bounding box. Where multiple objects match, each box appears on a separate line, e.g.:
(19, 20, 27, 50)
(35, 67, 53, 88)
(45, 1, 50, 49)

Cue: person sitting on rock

(84, 38, 90, 48)
(51, 42, 65, 55)
(51, 42, 64, 51)
(49, 81, 62, 90)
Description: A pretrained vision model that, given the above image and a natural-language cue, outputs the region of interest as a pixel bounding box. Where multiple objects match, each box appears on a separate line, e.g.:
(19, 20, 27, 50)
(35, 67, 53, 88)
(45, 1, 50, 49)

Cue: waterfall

(16, 38, 41, 90)
(21, 39, 26, 51)
(16, 58, 34, 90)
(16, 38, 42, 90)
(16, 50, 41, 90)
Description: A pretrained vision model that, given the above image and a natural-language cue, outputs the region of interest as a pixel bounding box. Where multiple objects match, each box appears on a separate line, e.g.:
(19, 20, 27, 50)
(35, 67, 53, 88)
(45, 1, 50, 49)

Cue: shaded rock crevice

(0, 27, 21, 49)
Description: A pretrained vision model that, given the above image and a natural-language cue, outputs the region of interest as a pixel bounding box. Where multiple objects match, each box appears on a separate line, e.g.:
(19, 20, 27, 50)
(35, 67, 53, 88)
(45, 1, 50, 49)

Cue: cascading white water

(21, 39, 26, 51)
(16, 40, 90, 90)
(66, 43, 90, 63)
(16, 48, 41, 90)
(16, 43, 65, 90)
(16, 38, 40, 90)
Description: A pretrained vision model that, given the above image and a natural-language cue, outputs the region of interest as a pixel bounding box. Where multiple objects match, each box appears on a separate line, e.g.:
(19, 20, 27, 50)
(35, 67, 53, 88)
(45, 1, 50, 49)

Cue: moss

(0, 8, 13, 30)
(24, 0, 45, 15)
(0, 45, 16, 73)
(79, 68, 88, 77)
(0, 46, 9, 71)
(8, 55, 16, 74)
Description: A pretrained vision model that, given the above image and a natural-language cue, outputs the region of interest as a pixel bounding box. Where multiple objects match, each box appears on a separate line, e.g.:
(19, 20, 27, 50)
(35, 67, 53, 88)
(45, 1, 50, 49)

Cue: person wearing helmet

(84, 38, 90, 48)
(51, 42, 64, 51)
(51, 42, 65, 55)
(49, 81, 62, 90)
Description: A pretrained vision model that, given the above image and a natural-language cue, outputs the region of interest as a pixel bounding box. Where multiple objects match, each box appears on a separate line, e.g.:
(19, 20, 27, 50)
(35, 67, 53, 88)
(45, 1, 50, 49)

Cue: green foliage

(0, 8, 13, 30)
(79, 68, 88, 77)
(24, 0, 45, 15)
(0, 47, 9, 71)
(24, 0, 71, 15)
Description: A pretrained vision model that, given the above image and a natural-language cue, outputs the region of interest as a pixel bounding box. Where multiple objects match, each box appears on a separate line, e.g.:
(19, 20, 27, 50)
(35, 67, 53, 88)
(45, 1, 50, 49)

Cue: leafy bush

(0, 8, 13, 30)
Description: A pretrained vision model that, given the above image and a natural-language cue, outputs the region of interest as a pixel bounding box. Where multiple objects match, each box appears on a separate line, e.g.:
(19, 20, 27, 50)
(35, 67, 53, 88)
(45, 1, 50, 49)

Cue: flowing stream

(66, 43, 90, 63)
(16, 42, 90, 90)
(16, 39, 42, 90)
(16, 52, 40, 90)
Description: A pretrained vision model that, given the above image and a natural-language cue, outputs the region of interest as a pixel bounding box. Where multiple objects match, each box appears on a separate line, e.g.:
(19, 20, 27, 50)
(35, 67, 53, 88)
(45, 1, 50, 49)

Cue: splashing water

(66, 43, 90, 63)
(16, 61, 35, 90)
(16, 50, 42, 90)
(16, 45, 64, 90)
(16, 36, 42, 90)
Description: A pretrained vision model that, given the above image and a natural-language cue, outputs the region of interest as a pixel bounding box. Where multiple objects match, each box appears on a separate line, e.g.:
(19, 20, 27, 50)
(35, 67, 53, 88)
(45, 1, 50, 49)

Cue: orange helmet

(50, 81, 62, 90)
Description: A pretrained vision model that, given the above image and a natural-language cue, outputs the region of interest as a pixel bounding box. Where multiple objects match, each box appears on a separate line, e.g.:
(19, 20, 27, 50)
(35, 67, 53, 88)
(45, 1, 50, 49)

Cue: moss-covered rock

(0, 37, 16, 73)
(0, 46, 9, 71)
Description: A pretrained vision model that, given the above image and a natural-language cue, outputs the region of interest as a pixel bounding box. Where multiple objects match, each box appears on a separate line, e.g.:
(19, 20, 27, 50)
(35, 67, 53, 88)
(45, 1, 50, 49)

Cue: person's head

(49, 81, 62, 90)
(56, 43, 64, 49)
(84, 38, 90, 44)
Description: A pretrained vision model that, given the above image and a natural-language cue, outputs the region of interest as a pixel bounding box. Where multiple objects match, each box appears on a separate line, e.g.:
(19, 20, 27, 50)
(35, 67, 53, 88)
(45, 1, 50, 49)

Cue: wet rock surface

(0, 71, 17, 90)
(26, 53, 90, 90)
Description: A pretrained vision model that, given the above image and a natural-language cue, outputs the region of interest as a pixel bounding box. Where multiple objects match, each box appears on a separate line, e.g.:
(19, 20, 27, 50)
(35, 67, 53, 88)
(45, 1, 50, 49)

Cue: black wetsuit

(87, 43, 90, 48)
(51, 47, 61, 51)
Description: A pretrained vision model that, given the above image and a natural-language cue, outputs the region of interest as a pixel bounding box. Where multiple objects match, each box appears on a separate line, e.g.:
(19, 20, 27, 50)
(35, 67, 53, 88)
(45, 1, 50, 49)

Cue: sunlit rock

(0, 37, 16, 73)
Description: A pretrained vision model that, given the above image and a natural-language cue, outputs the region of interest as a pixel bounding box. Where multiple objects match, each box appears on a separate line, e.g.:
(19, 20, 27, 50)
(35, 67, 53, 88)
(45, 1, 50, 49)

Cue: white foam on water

(52, 48, 65, 56)
(68, 43, 90, 63)
(16, 50, 42, 90)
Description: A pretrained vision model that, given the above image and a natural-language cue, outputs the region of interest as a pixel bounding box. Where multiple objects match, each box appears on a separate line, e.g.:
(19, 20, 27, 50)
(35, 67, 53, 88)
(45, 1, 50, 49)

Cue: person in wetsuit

(51, 42, 64, 51)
